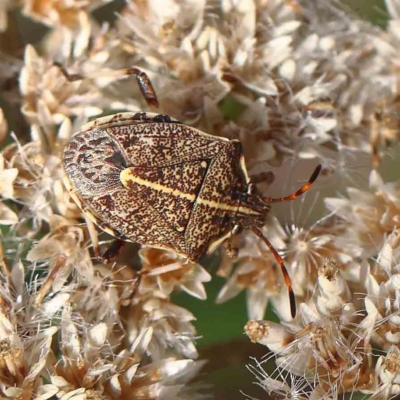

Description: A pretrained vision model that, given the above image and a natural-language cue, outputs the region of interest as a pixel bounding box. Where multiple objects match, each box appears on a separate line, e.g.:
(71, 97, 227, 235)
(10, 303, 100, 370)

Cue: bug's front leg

(249, 171, 275, 187)
(54, 63, 159, 108)
(223, 239, 239, 259)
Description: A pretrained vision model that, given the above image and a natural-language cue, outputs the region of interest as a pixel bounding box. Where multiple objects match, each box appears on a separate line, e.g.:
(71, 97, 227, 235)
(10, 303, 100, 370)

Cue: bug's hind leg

(85, 214, 100, 258)
(83, 215, 125, 262)
(54, 63, 159, 108)
(100, 239, 125, 264)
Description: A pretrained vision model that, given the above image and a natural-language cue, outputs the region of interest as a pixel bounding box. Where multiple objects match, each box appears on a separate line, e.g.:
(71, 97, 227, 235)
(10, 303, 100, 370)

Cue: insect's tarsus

(125, 67, 159, 109)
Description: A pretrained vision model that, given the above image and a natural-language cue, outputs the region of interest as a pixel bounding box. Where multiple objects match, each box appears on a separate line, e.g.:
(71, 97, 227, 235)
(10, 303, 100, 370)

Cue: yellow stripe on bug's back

(120, 167, 260, 215)
(120, 168, 196, 201)
(197, 198, 256, 214)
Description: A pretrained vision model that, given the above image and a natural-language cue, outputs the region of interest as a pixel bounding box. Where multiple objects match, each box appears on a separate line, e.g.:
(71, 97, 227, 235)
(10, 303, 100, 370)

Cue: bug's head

(235, 186, 272, 229)
(244, 164, 322, 225)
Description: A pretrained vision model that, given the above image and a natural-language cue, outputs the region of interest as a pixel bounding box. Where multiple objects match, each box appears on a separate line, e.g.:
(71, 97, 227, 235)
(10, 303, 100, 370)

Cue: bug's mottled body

(63, 112, 268, 261)
(60, 66, 321, 318)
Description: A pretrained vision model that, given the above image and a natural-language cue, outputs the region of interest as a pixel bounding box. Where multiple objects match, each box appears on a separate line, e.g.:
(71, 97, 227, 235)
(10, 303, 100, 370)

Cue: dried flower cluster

(0, 0, 399, 399)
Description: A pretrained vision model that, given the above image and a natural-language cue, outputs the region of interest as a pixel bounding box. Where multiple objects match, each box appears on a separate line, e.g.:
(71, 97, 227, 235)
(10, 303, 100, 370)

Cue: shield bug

(62, 66, 321, 318)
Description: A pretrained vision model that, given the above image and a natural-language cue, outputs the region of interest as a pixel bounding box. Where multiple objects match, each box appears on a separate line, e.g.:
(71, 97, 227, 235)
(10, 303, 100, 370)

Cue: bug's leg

(124, 67, 159, 108)
(223, 239, 239, 259)
(35, 255, 67, 307)
(131, 269, 143, 298)
(217, 224, 242, 279)
(100, 239, 125, 264)
(264, 164, 321, 204)
(251, 227, 296, 319)
(53, 62, 82, 81)
(54, 63, 159, 108)
(249, 171, 275, 188)
(85, 215, 100, 258)
(371, 109, 383, 167)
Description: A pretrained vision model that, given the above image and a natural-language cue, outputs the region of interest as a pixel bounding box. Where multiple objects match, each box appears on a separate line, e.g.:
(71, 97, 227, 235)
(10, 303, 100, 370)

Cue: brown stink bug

(62, 67, 321, 318)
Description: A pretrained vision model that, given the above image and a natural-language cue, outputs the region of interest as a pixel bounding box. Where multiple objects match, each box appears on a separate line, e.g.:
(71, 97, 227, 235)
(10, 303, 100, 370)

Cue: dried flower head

(139, 247, 211, 299)
(325, 170, 400, 258)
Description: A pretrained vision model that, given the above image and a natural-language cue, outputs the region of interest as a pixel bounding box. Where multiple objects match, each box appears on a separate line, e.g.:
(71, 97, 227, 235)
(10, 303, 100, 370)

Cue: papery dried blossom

(325, 170, 400, 258)
(27, 215, 93, 305)
(21, 0, 113, 28)
(0, 250, 60, 399)
(43, 307, 205, 400)
(139, 247, 211, 299)
(0, 324, 58, 399)
(125, 294, 199, 360)
(362, 230, 400, 351)
(19, 24, 144, 139)
(2, 140, 63, 228)
(20, 44, 102, 128)
(373, 345, 400, 399)
(244, 225, 400, 399)
(0, 0, 13, 32)
(0, 154, 17, 200)
(216, 212, 350, 320)
(117, 0, 400, 172)
(67, 260, 138, 323)
(0, 202, 18, 225)
(0, 151, 18, 225)
(244, 298, 374, 398)
(282, 223, 351, 297)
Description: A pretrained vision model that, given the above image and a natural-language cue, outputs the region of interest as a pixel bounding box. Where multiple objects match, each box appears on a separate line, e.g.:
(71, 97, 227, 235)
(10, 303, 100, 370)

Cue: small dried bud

(245, 320, 269, 343)
(319, 259, 339, 281)
(244, 319, 294, 352)
(386, 353, 400, 375)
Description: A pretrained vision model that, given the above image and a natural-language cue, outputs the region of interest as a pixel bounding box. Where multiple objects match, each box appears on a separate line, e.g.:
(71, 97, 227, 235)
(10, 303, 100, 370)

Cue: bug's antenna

(251, 227, 296, 318)
(266, 164, 322, 204)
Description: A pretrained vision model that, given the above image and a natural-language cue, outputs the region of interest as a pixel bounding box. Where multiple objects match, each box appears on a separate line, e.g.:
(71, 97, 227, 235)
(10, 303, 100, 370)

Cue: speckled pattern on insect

(63, 111, 268, 261)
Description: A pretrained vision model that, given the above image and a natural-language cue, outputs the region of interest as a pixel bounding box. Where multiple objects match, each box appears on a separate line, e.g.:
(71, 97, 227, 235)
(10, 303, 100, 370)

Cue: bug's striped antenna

(266, 164, 322, 204)
(251, 227, 296, 318)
